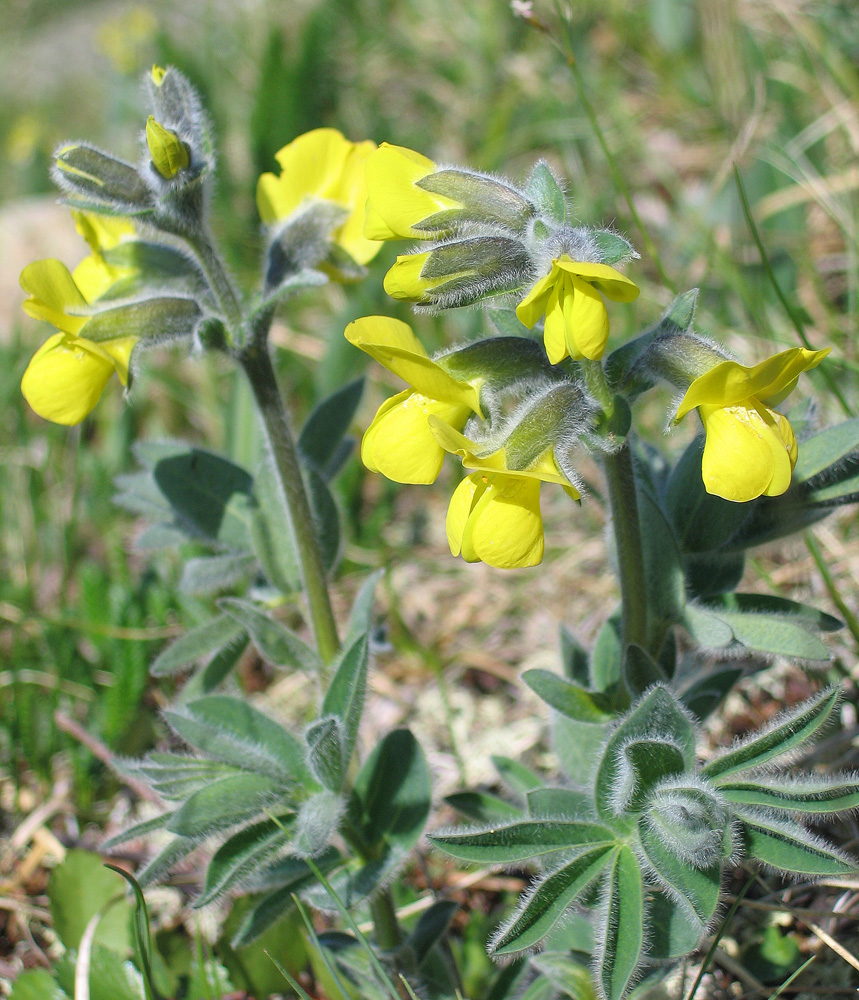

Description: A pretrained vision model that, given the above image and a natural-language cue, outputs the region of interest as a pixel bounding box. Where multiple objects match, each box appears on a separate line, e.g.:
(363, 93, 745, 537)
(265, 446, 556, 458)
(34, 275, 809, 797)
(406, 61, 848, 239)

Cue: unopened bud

(146, 117, 190, 179)
(150, 64, 166, 86)
(417, 168, 536, 234)
(53, 143, 152, 213)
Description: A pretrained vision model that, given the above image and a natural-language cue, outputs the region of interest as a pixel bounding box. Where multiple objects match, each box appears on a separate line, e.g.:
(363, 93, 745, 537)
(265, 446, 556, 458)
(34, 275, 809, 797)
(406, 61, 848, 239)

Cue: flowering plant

(16, 62, 859, 1000)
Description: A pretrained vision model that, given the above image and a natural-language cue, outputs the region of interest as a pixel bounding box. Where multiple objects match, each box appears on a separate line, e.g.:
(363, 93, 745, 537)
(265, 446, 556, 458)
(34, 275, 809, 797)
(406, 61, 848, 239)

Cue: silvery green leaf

(78, 296, 201, 345)
(179, 552, 257, 596)
(197, 813, 295, 906)
(53, 143, 153, 212)
(306, 716, 346, 792)
(719, 773, 859, 814)
(298, 378, 364, 480)
(638, 821, 720, 926)
(526, 787, 595, 820)
(321, 634, 369, 769)
(595, 847, 645, 1000)
(218, 597, 322, 673)
(150, 614, 245, 677)
(793, 418, 859, 482)
(430, 819, 615, 864)
(560, 625, 590, 686)
(444, 791, 522, 823)
(167, 773, 283, 837)
(492, 755, 542, 800)
(525, 161, 567, 225)
(522, 670, 613, 722)
(489, 845, 615, 956)
(703, 687, 840, 782)
(736, 808, 857, 875)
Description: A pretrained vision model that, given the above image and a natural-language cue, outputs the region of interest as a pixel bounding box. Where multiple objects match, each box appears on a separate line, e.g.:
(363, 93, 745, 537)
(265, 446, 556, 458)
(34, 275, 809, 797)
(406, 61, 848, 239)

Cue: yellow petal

(360, 390, 408, 473)
(542, 281, 569, 364)
(146, 117, 190, 178)
(699, 403, 793, 502)
(446, 473, 484, 558)
(383, 252, 432, 301)
(362, 392, 469, 483)
(72, 254, 124, 303)
(21, 333, 117, 424)
(72, 211, 134, 253)
(677, 347, 830, 419)
(468, 475, 545, 568)
(568, 274, 610, 360)
(554, 258, 639, 302)
(99, 335, 138, 386)
(346, 316, 481, 412)
(515, 270, 556, 329)
(330, 139, 382, 265)
(20, 259, 89, 334)
(364, 142, 457, 239)
(363, 201, 399, 241)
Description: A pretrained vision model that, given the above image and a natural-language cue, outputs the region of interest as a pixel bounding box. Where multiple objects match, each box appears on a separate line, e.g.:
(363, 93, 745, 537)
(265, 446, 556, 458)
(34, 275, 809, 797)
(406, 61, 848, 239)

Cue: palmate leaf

(736, 808, 857, 875)
(430, 819, 616, 865)
(595, 847, 645, 1000)
(703, 687, 840, 782)
(490, 845, 615, 956)
(130, 755, 242, 800)
(719, 773, 859, 814)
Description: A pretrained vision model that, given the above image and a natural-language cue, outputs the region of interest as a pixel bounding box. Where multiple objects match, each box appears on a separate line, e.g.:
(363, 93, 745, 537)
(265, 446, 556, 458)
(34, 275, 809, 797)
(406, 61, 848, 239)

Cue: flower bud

(53, 143, 153, 214)
(146, 116, 190, 179)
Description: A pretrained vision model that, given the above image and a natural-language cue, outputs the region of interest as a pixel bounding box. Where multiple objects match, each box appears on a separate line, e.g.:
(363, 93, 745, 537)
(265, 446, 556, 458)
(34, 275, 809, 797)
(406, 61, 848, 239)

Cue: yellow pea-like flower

(675, 346, 830, 502)
(430, 419, 580, 570)
(345, 316, 482, 484)
(256, 128, 381, 266)
(516, 255, 639, 363)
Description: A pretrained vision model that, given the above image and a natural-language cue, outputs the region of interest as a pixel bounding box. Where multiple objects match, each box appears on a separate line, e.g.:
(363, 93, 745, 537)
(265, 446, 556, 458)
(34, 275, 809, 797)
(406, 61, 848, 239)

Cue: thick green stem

(240, 342, 340, 666)
(602, 442, 648, 651)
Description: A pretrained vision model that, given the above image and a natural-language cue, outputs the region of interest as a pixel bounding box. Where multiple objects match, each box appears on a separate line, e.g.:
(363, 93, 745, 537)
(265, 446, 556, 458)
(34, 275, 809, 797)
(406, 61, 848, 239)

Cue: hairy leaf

(596, 847, 645, 1000)
(431, 819, 615, 864)
(321, 634, 369, 769)
(522, 670, 613, 722)
(167, 773, 283, 837)
(298, 378, 364, 480)
(638, 822, 721, 926)
(150, 614, 245, 677)
(527, 787, 595, 819)
(218, 597, 322, 673)
(445, 791, 522, 823)
(719, 773, 859, 814)
(197, 813, 295, 906)
(737, 809, 857, 875)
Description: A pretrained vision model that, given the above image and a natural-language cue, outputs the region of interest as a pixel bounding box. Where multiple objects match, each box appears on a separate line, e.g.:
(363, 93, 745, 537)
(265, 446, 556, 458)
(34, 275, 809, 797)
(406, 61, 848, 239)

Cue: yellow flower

(364, 143, 460, 241)
(516, 255, 639, 363)
(344, 316, 483, 484)
(429, 419, 580, 570)
(256, 128, 381, 266)
(675, 347, 830, 502)
(20, 244, 138, 425)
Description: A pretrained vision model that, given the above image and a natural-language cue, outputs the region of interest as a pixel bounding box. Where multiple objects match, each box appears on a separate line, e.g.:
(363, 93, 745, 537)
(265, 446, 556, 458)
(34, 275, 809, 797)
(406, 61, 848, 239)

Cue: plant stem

(184, 228, 245, 335)
(240, 342, 340, 666)
(601, 442, 648, 651)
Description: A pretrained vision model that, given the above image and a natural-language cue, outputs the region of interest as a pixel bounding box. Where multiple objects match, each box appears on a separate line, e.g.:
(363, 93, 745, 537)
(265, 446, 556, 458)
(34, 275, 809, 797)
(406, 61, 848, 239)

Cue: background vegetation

(2, 0, 858, 995)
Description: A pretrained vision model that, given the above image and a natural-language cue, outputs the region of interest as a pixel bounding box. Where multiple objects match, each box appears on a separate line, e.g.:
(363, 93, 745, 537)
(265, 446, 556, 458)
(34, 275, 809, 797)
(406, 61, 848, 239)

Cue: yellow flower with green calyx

(383, 249, 472, 302)
(70, 211, 136, 299)
(256, 128, 381, 267)
(146, 116, 190, 179)
(516, 255, 639, 363)
(364, 143, 460, 241)
(344, 316, 483, 484)
(675, 346, 830, 502)
(19, 239, 138, 425)
(429, 419, 580, 570)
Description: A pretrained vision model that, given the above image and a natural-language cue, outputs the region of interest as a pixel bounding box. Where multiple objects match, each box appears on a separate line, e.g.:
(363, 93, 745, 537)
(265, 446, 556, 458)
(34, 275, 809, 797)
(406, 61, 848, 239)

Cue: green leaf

(704, 593, 841, 632)
(737, 810, 857, 875)
(179, 552, 257, 596)
(54, 142, 152, 210)
(638, 822, 721, 926)
(679, 664, 744, 720)
(136, 837, 196, 887)
(492, 755, 543, 799)
(530, 953, 597, 1000)
(198, 813, 295, 907)
(594, 687, 696, 829)
(646, 890, 708, 961)
(218, 597, 323, 672)
(522, 670, 613, 722)
(553, 715, 613, 787)
(793, 418, 859, 481)
(636, 484, 686, 641)
(720, 774, 859, 814)
(132, 755, 241, 800)
(149, 445, 255, 549)
(486, 307, 532, 338)
(612, 739, 687, 814)
(490, 845, 615, 956)
(345, 570, 384, 644)
(560, 626, 590, 686)
(9, 970, 68, 1000)
(444, 790, 522, 823)
(665, 436, 752, 553)
(591, 230, 636, 266)
(703, 688, 840, 781)
(150, 615, 246, 677)
(590, 613, 622, 693)
(527, 787, 595, 819)
(430, 819, 615, 864)
(167, 773, 283, 837)
(54, 946, 145, 1000)
(525, 161, 567, 224)
(249, 457, 301, 594)
(307, 467, 341, 571)
(101, 812, 174, 852)
(348, 728, 431, 854)
(321, 634, 370, 769)
(595, 846, 645, 1000)
(306, 716, 346, 792)
(49, 850, 131, 953)
(681, 604, 734, 649)
(401, 899, 459, 968)
(165, 696, 312, 785)
(684, 552, 746, 599)
(179, 631, 249, 699)
(713, 612, 831, 661)
(622, 644, 667, 698)
(102, 865, 160, 1000)
(298, 378, 364, 480)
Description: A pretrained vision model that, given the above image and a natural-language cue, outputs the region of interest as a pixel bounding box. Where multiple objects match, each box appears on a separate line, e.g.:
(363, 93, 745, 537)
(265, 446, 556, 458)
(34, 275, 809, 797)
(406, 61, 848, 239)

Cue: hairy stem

(602, 442, 648, 651)
(184, 228, 244, 335)
(240, 341, 340, 666)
